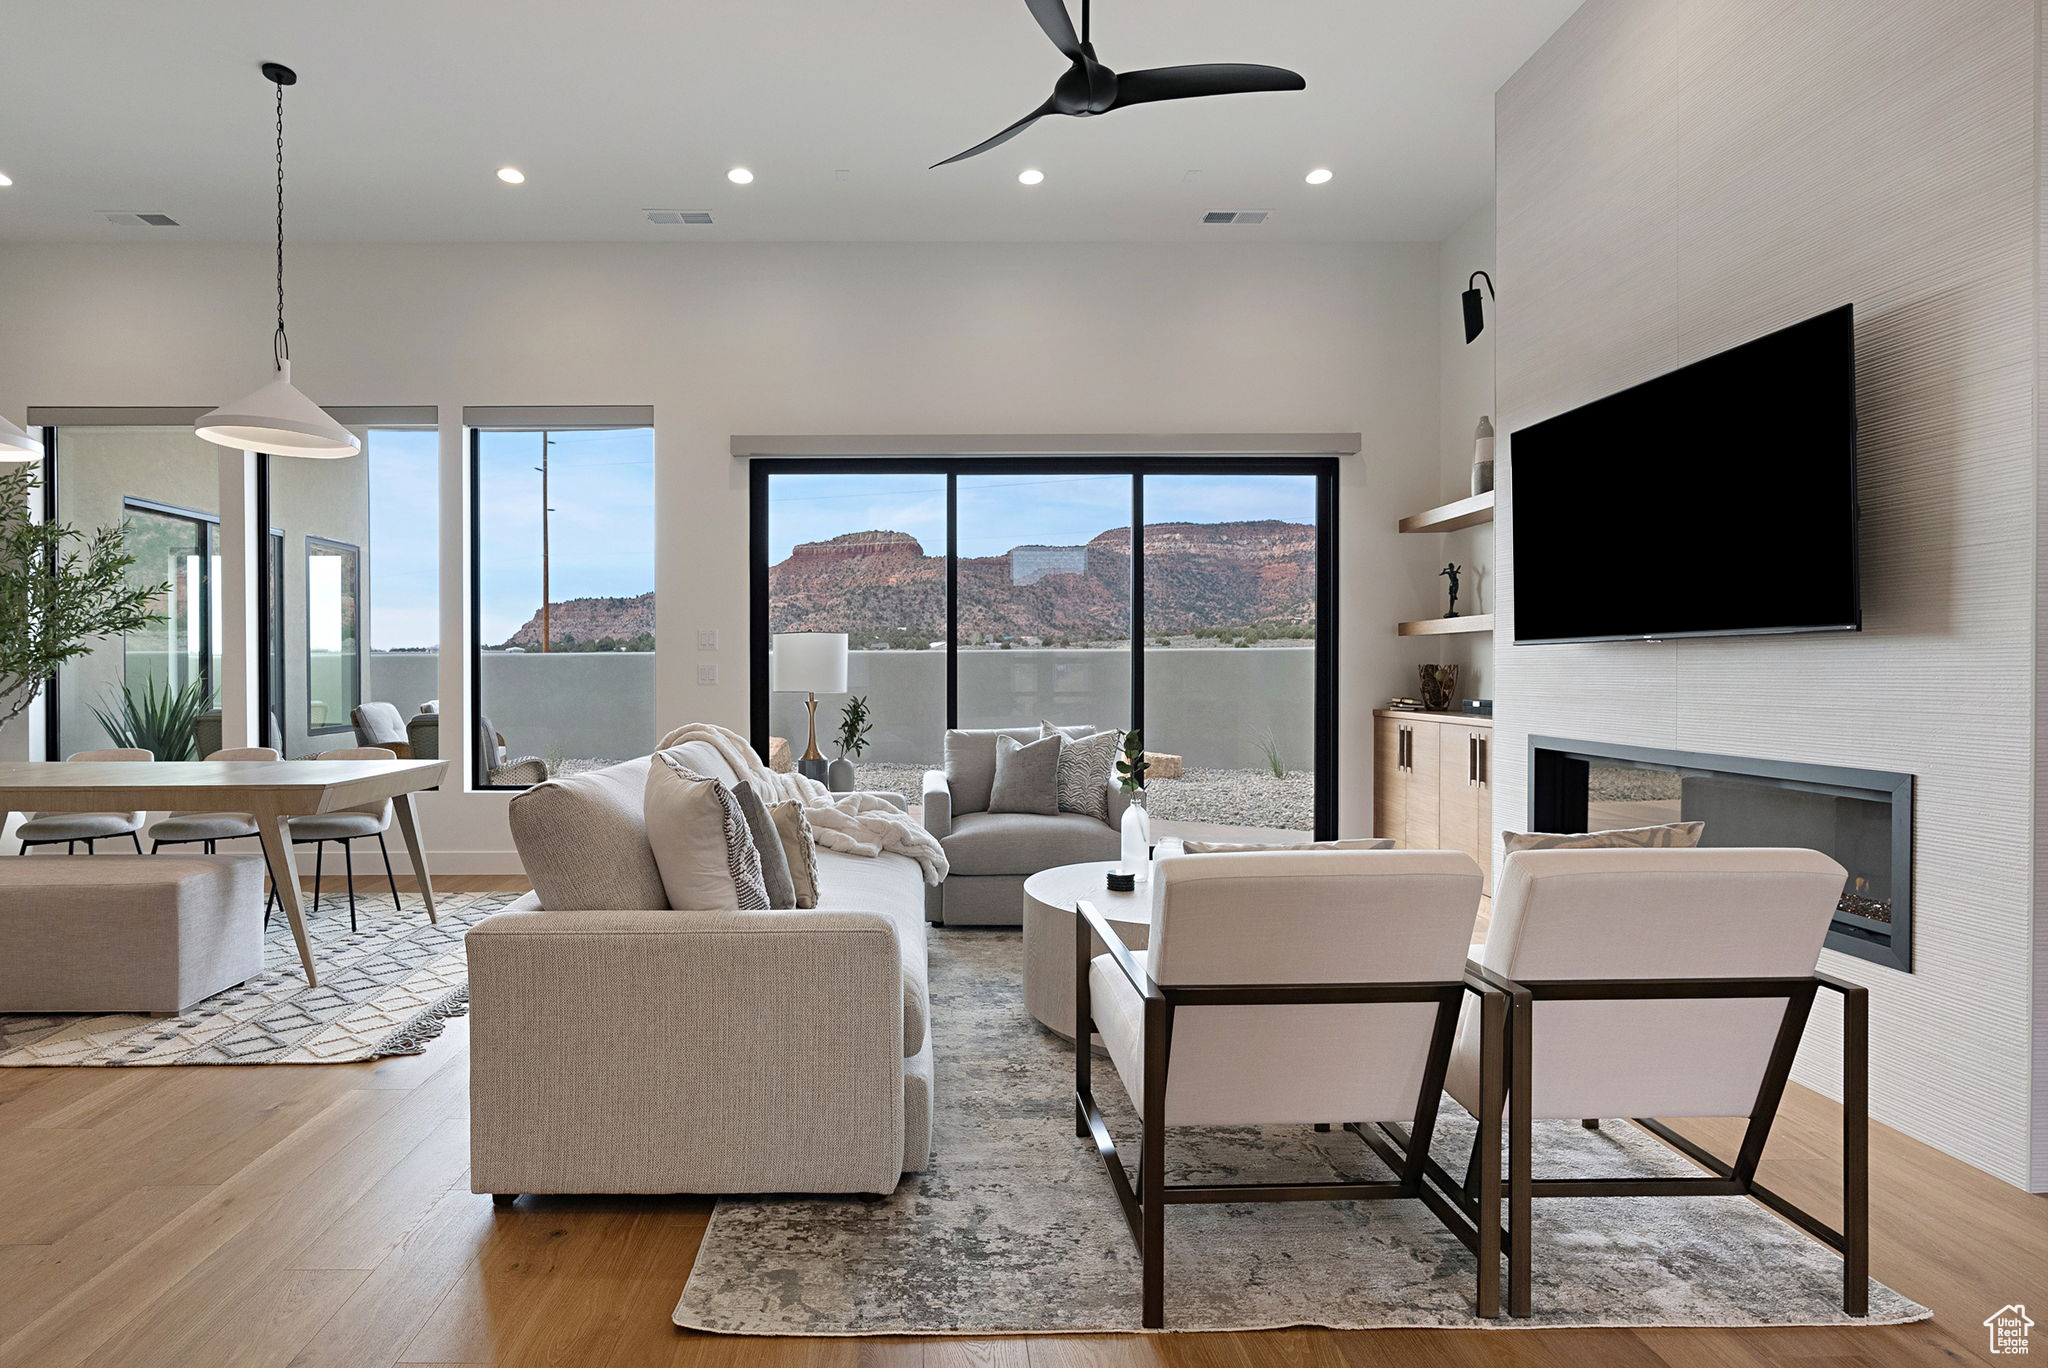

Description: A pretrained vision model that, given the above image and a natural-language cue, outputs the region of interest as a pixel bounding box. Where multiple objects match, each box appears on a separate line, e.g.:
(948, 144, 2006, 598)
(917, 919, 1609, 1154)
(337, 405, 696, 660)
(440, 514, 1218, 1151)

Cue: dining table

(0, 758, 450, 987)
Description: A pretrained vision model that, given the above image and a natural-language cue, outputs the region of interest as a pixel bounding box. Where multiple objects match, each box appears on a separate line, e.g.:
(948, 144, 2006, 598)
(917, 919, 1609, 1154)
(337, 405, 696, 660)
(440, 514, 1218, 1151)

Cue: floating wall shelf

(1398, 490, 1494, 534)
(1397, 614, 1495, 637)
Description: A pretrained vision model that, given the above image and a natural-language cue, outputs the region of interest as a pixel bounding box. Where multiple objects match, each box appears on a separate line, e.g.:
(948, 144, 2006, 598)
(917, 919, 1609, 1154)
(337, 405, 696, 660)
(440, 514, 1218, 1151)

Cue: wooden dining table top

(0, 758, 449, 813)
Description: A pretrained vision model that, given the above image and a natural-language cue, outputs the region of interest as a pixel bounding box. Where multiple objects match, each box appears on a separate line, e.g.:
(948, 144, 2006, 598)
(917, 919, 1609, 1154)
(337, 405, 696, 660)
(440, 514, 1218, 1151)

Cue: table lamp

(772, 632, 848, 782)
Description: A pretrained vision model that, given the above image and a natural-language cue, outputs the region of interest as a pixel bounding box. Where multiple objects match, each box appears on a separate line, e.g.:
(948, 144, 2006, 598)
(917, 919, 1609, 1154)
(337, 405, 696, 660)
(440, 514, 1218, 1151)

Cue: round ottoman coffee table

(1022, 860, 1151, 1040)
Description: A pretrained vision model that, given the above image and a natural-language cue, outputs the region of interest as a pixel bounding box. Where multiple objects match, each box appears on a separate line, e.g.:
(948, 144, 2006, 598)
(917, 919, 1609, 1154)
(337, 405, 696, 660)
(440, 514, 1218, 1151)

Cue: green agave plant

(91, 676, 213, 761)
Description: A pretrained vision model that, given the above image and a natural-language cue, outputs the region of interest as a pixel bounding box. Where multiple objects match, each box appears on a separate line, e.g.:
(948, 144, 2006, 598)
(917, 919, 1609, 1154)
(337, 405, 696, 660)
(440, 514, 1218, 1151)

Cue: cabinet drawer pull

(1468, 734, 1479, 786)
(1479, 735, 1489, 786)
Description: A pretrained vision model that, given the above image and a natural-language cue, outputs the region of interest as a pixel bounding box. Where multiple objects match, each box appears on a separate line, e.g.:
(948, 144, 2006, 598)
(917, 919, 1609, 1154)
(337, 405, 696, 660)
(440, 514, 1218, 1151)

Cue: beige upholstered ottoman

(0, 855, 267, 1014)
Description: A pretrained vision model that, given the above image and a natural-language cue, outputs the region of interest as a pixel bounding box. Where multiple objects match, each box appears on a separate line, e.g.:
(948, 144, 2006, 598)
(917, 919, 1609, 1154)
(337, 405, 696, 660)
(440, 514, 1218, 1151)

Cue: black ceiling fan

(932, 0, 1306, 168)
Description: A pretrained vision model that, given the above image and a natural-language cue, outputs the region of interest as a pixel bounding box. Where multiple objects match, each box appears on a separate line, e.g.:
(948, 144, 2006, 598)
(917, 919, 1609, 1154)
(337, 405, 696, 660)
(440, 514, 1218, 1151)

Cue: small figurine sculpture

(1440, 562, 1463, 618)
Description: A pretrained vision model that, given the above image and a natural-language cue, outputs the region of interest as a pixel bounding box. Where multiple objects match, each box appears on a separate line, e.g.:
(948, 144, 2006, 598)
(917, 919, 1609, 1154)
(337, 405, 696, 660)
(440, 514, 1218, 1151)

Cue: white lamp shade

(771, 632, 848, 694)
(0, 414, 43, 462)
(194, 360, 360, 458)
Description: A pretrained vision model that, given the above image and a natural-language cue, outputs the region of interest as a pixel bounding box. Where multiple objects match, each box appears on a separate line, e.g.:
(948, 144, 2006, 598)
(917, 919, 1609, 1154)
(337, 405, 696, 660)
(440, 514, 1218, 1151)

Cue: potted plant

(1115, 728, 1152, 877)
(830, 695, 873, 793)
(91, 676, 211, 760)
(0, 464, 168, 735)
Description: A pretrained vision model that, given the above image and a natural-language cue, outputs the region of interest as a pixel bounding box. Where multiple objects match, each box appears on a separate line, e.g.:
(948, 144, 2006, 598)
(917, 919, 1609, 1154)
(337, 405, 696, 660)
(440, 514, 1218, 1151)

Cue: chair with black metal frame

(146, 746, 281, 855)
(1435, 845, 1866, 1320)
(1073, 847, 1501, 1328)
(15, 748, 153, 855)
(260, 746, 405, 934)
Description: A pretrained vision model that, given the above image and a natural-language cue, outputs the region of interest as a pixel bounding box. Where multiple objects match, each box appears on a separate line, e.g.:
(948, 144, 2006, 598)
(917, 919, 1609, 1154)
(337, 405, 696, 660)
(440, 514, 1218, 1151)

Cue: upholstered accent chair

(1445, 846, 1865, 1319)
(1076, 848, 1494, 1327)
(15, 749, 153, 855)
(147, 746, 281, 853)
(260, 746, 405, 932)
(403, 709, 547, 787)
(350, 701, 414, 757)
(921, 726, 1126, 925)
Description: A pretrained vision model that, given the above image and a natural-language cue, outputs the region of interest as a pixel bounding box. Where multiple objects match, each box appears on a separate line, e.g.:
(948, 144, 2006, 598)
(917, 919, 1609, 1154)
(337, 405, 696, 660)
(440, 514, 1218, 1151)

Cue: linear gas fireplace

(1528, 737, 1914, 971)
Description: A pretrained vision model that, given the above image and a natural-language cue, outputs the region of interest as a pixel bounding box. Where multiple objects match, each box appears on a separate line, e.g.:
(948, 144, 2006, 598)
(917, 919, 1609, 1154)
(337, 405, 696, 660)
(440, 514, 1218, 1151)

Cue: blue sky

(767, 472, 1317, 564)
(367, 427, 657, 649)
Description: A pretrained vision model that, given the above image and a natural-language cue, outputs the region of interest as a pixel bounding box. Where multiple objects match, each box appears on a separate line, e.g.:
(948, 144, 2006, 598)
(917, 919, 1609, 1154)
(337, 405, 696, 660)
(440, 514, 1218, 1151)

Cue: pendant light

(195, 63, 359, 459)
(0, 415, 42, 462)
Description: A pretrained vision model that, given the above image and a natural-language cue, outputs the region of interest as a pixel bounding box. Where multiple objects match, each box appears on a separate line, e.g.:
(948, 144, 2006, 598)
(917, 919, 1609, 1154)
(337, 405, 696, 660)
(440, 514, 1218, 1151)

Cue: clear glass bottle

(1120, 789, 1152, 879)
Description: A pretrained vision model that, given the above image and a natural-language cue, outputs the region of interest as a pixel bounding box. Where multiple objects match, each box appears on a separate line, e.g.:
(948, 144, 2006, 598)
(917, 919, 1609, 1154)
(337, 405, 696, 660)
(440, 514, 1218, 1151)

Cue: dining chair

(146, 746, 281, 854)
(1438, 846, 1864, 1319)
(16, 748, 153, 855)
(261, 746, 403, 932)
(1074, 847, 1497, 1327)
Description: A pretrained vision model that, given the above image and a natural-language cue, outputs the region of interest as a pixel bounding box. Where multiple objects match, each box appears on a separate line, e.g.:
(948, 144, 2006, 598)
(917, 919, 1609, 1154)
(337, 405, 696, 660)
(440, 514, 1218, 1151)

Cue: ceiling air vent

(644, 210, 714, 226)
(1201, 210, 1269, 225)
(100, 211, 180, 227)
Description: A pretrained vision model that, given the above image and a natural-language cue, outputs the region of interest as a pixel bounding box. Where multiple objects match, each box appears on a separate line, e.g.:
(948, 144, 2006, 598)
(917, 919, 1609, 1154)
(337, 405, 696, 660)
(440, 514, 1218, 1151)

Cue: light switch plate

(696, 629, 719, 651)
(696, 664, 719, 685)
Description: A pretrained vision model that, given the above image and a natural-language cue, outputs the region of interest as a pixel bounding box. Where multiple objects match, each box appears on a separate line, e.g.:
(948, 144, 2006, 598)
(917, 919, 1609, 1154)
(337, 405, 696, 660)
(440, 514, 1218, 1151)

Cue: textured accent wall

(1494, 0, 2040, 1187)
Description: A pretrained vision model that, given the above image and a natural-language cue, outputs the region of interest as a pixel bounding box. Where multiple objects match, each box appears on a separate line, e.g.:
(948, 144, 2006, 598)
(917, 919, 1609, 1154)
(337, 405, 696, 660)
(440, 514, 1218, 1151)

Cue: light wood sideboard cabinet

(1372, 709, 1494, 894)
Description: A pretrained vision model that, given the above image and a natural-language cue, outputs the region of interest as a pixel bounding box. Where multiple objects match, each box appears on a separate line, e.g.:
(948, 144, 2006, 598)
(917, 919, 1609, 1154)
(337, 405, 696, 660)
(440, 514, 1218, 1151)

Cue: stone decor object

(1418, 663, 1460, 712)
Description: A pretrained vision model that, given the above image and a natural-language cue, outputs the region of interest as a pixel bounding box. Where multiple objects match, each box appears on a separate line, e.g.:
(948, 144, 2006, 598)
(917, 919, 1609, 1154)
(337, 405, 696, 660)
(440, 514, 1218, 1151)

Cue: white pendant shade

(194, 360, 359, 458)
(0, 414, 43, 462)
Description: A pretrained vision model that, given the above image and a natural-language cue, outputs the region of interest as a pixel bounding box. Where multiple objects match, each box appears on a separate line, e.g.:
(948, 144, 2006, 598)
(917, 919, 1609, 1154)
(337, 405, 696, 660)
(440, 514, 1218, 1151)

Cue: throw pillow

(769, 800, 822, 909)
(507, 756, 668, 911)
(644, 754, 769, 911)
(1041, 723, 1118, 823)
(1501, 820, 1706, 854)
(731, 779, 795, 909)
(1180, 837, 1396, 854)
(989, 732, 1062, 815)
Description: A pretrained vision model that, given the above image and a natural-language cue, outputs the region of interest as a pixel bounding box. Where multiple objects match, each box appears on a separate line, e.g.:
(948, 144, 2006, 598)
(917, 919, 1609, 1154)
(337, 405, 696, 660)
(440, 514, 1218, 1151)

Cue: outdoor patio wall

(368, 652, 657, 765)
(763, 648, 1318, 772)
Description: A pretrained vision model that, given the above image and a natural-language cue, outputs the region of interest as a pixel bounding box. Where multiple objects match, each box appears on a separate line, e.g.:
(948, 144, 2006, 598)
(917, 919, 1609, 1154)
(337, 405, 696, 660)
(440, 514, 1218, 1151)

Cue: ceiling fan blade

(1109, 63, 1307, 108)
(930, 101, 1058, 168)
(1023, 0, 1084, 58)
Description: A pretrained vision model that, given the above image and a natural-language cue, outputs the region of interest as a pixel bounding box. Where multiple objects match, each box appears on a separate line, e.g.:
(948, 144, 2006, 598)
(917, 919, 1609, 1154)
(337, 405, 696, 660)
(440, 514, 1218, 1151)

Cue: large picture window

(470, 421, 656, 788)
(753, 459, 1335, 838)
(304, 537, 361, 734)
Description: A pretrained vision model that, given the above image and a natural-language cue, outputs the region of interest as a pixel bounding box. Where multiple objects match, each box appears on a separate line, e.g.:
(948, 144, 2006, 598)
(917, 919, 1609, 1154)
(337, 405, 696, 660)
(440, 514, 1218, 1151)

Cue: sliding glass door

(754, 459, 1334, 837)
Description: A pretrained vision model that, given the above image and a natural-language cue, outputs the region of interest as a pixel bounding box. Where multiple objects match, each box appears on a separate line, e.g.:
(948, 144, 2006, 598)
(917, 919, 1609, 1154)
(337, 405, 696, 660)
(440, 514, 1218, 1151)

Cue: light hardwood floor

(0, 874, 2039, 1368)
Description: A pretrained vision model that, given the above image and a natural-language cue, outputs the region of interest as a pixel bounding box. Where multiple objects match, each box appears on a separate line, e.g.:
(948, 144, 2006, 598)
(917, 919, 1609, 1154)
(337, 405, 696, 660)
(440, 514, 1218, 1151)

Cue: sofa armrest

(921, 769, 953, 839)
(465, 901, 909, 1195)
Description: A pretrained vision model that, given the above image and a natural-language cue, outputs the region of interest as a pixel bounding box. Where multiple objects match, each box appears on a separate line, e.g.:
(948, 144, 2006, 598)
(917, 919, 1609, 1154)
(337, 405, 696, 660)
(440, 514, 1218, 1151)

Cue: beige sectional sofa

(467, 753, 931, 1198)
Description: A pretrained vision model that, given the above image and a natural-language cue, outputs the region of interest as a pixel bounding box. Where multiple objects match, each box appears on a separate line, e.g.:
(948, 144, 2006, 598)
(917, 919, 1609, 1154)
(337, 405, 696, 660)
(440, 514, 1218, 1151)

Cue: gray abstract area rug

(0, 889, 513, 1066)
(675, 929, 1928, 1335)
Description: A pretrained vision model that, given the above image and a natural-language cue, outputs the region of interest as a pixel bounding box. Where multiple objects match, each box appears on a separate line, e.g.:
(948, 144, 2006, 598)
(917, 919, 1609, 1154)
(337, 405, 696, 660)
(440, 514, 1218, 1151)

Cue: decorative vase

(1119, 790, 1152, 879)
(827, 757, 856, 793)
(1471, 415, 1495, 496)
(1418, 663, 1460, 712)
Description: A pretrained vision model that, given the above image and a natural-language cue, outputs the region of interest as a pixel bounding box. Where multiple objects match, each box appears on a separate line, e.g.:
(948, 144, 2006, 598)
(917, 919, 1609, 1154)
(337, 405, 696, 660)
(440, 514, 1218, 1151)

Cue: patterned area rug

(675, 929, 1928, 1334)
(0, 889, 512, 1066)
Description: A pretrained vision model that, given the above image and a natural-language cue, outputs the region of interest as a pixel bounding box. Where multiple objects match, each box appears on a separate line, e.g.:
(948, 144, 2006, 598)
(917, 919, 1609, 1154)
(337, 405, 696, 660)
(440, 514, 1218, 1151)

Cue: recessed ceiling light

(1017, 168, 1045, 185)
(727, 167, 754, 185)
(0, 172, 12, 187)
(1304, 167, 1334, 185)
(496, 166, 525, 184)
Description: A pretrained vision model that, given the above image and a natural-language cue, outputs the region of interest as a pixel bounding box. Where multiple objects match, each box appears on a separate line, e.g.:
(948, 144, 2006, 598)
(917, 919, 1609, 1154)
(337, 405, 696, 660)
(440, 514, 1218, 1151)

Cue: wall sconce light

(1462, 270, 1495, 344)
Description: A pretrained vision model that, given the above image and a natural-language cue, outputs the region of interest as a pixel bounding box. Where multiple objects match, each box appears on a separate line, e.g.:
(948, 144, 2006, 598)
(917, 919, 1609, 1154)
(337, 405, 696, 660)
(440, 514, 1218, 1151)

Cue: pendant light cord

(273, 78, 289, 370)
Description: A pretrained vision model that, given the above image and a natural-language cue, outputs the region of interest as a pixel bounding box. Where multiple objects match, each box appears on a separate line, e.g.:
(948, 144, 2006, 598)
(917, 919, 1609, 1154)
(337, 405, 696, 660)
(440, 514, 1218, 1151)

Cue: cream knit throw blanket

(655, 722, 949, 885)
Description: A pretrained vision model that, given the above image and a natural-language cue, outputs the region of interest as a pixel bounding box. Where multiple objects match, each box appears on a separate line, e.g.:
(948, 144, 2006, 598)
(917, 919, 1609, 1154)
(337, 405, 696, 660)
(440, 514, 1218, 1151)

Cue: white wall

(1436, 203, 1498, 700)
(0, 239, 1449, 865)
(1494, 0, 2042, 1189)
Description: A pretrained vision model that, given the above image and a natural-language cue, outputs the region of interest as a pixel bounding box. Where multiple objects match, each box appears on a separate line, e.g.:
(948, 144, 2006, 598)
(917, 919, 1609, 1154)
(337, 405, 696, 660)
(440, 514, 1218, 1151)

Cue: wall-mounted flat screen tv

(1511, 304, 1860, 645)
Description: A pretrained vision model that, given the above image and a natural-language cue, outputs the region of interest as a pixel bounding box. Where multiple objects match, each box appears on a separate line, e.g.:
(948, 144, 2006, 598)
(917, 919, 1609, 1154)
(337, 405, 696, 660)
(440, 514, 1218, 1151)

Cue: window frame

(749, 455, 1340, 838)
(302, 534, 363, 738)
